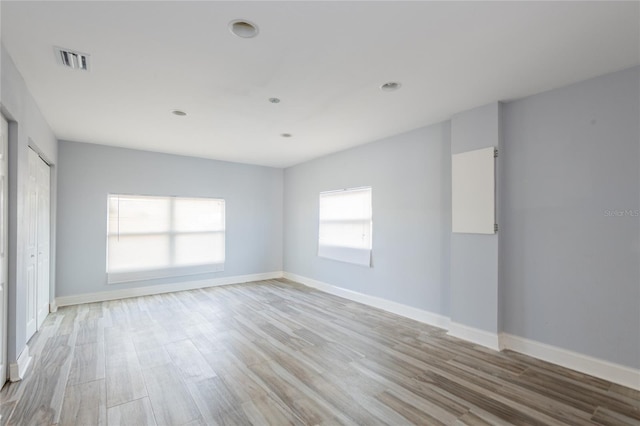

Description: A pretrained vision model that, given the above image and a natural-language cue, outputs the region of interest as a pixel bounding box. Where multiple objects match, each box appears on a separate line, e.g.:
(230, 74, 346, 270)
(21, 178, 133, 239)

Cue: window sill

(107, 263, 225, 284)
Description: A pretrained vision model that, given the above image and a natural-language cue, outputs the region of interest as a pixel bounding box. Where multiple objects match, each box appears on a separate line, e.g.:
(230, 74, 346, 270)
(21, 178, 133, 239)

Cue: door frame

(1, 115, 8, 385)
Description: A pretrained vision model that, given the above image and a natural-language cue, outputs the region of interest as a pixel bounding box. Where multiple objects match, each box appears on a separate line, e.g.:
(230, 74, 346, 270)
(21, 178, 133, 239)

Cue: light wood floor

(1, 279, 638, 425)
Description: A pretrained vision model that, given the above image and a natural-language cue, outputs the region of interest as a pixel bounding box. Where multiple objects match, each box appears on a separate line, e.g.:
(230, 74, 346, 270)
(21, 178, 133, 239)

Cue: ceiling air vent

(54, 47, 90, 71)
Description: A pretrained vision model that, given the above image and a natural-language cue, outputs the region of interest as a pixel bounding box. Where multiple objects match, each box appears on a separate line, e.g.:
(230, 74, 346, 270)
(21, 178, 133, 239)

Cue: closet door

(0, 115, 8, 383)
(25, 147, 51, 338)
(36, 158, 50, 329)
(25, 149, 39, 340)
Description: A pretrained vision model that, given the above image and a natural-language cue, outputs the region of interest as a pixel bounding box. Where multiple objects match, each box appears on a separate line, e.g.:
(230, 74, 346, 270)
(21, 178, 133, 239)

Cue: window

(318, 187, 372, 266)
(107, 194, 225, 283)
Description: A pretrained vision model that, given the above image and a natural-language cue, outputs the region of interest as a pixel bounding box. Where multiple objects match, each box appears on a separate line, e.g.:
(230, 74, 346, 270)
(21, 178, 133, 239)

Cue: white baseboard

(52, 269, 640, 391)
(55, 271, 284, 306)
(50, 302, 58, 313)
(447, 322, 500, 351)
(282, 272, 450, 330)
(9, 345, 32, 382)
(282, 272, 639, 390)
(500, 333, 640, 391)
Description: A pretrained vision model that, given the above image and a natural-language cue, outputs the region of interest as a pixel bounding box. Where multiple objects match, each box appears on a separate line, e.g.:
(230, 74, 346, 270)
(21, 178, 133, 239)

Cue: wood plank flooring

(1, 279, 638, 425)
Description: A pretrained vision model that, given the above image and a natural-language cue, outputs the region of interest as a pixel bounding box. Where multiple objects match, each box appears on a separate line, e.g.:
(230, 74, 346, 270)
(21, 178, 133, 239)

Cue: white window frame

(318, 186, 372, 267)
(106, 194, 225, 284)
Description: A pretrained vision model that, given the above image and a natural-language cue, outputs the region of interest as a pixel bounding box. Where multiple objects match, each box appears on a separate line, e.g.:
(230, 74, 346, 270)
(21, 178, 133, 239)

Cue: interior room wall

(449, 102, 501, 338)
(283, 123, 452, 317)
(6, 33, 637, 381)
(500, 66, 640, 369)
(282, 66, 639, 375)
(1, 44, 58, 367)
(55, 141, 283, 298)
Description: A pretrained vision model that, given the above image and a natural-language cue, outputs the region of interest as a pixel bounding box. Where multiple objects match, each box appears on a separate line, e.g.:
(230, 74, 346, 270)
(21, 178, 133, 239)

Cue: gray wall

(56, 141, 283, 297)
(5, 37, 637, 376)
(501, 66, 640, 368)
(283, 66, 639, 371)
(1, 44, 58, 363)
(283, 124, 451, 315)
(450, 102, 501, 333)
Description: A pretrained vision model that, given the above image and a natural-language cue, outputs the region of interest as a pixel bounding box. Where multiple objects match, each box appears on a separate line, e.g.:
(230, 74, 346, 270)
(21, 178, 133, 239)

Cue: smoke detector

(54, 47, 90, 71)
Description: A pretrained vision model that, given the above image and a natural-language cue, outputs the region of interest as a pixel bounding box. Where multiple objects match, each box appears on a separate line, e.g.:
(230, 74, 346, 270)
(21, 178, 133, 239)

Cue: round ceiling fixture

(281, 133, 292, 138)
(380, 82, 401, 92)
(269, 97, 281, 104)
(229, 19, 259, 38)
(171, 110, 187, 116)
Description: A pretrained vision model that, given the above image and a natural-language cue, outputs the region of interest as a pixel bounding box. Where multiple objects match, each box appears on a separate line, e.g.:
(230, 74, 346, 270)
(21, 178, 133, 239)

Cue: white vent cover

(54, 47, 90, 71)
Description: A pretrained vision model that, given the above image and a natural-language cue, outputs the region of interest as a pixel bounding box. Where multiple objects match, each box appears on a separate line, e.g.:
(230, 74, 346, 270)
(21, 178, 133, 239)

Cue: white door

(25, 149, 39, 340)
(0, 115, 8, 384)
(25, 148, 51, 338)
(36, 157, 50, 329)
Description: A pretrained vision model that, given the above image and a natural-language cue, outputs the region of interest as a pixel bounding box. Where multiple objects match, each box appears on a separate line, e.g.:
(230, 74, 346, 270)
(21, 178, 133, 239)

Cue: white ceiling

(2, 1, 638, 168)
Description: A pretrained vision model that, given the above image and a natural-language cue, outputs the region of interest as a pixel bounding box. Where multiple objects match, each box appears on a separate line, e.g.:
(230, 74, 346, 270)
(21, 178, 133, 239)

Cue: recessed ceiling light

(380, 82, 401, 92)
(269, 98, 281, 104)
(281, 133, 292, 138)
(229, 19, 259, 38)
(171, 110, 187, 116)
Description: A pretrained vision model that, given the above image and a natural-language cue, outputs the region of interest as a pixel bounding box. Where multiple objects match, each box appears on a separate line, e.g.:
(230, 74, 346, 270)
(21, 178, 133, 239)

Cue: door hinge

(494, 223, 499, 232)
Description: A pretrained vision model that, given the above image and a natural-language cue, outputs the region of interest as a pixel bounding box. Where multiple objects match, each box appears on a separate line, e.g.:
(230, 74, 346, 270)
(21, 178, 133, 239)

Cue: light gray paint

(501, 66, 640, 369)
(4, 38, 637, 378)
(284, 124, 451, 315)
(56, 141, 283, 297)
(450, 102, 501, 333)
(1, 44, 58, 364)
